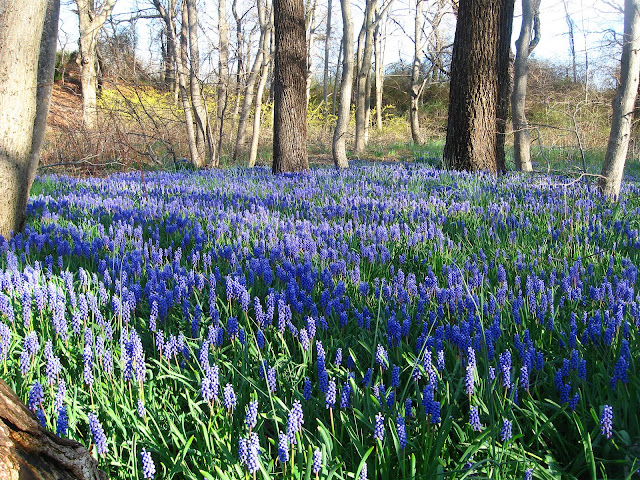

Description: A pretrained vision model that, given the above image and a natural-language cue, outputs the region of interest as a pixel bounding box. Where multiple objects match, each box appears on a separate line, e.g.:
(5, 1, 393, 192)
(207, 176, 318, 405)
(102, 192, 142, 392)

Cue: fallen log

(0, 379, 106, 480)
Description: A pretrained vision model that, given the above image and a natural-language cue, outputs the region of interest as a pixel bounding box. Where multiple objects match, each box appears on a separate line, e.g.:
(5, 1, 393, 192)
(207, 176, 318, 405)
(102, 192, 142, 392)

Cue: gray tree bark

(306, 0, 319, 108)
(374, 7, 386, 132)
(75, 0, 116, 130)
(332, 0, 354, 169)
(511, 0, 540, 172)
(248, 6, 273, 168)
(0, 0, 59, 239)
(599, 0, 640, 199)
(233, 1, 270, 160)
(273, 0, 309, 172)
(217, 0, 230, 164)
(410, 0, 425, 144)
(185, 0, 214, 167)
(323, 0, 333, 107)
(354, 0, 376, 154)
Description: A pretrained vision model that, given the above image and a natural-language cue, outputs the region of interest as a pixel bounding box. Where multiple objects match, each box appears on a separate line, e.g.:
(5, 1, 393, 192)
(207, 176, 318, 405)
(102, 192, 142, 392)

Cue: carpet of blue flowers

(0, 164, 639, 479)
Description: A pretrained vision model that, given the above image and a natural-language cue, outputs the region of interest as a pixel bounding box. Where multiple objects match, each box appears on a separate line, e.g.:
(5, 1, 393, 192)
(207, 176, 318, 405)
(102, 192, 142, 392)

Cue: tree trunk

(232, 0, 244, 124)
(563, 0, 577, 83)
(443, 0, 514, 173)
(410, 0, 424, 144)
(272, 0, 309, 173)
(0, 0, 59, 239)
(75, 0, 116, 130)
(374, 7, 385, 132)
(161, 1, 178, 93)
(495, 0, 515, 174)
(599, 0, 640, 199)
(332, 0, 354, 169)
(512, 0, 540, 172)
(185, 0, 214, 167)
(306, 0, 319, 109)
(332, 44, 342, 116)
(323, 0, 333, 107)
(175, 0, 202, 167)
(218, 0, 230, 163)
(233, 2, 269, 160)
(248, 25, 272, 168)
(0, 380, 106, 479)
(354, 0, 376, 154)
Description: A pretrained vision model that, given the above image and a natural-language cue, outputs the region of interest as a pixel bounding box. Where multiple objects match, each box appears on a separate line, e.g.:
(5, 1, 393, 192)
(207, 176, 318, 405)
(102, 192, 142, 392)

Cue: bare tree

(374, 6, 387, 131)
(512, 0, 540, 172)
(599, 0, 640, 198)
(354, 0, 377, 154)
(443, 0, 514, 173)
(563, 0, 578, 82)
(0, 0, 59, 239)
(74, 0, 117, 129)
(332, 0, 354, 169)
(323, 0, 333, 107)
(306, 0, 320, 107)
(218, 0, 230, 163)
(185, 0, 215, 166)
(249, 3, 273, 167)
(410, 0, 425, 144)
(272, 0, 309, 172)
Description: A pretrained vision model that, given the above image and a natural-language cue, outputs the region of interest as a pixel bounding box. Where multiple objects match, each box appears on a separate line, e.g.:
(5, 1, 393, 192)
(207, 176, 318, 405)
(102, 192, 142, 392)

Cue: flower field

(0, 164, 639, 479)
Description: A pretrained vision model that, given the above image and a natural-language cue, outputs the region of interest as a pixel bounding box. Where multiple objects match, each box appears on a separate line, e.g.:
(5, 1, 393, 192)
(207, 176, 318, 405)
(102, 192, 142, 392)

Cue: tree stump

(0, 379, 106, 480)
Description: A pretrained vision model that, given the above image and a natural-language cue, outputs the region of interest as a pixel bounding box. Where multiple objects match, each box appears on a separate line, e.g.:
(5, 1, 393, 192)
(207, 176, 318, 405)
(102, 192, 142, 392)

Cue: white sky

(58, 0, 625, 84)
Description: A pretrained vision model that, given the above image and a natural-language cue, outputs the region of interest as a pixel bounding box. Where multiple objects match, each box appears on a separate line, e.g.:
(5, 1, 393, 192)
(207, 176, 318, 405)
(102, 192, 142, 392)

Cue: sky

(58, 0, 625, 85)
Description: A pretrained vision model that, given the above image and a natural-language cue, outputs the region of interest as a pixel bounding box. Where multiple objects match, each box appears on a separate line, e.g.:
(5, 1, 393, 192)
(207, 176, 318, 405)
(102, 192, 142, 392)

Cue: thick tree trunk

(599, 0, 640, 199)
(0, 0, 59, 239)
(332, 44, 342, 116)
(323, 0, 333, 107)
(332, 0, 354, 169)
(0, 380, 106, 479)
(272, 0, 309, 173)
(410, 0, 424, 144)
(354, 0, 376, 154)
(306, 0, 319, 108)
(217, 0, 230, 163)
(495, 0, 515, 174)
(443, 0, 514, 173)
(75, 0, 116, 130)
(512, 0, 540, 172)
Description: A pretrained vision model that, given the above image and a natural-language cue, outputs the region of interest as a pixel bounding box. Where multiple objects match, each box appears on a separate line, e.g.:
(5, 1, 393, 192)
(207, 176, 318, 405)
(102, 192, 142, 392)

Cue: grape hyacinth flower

(56, 406, 68, 437)
(141, 448, 156, 479)
(28, 381, 44, 411)
(340, 382, 352, 409)
(376, 344, 389, 370)
(600, 405, 613, 439)
(246, 432, 260, 474)
(501, 419, 512, 442)
(137, 399, 146, 418)
(287, 400, 304, 445)
(326, 379, 336, 409)
(278, 431, 289, 464)
(303, 377, 312, 401)
(469, 406, 482, 432)
(358, 462, 368, 480)
(88, 413, 108, 455)
(223, 383, 237, 412)
(374, 412, 385, 442)
(524, 468, 533, 480)
(396, 415, 407, 449)
(245, 400, 258, 431)
(267, 367, 277, 393)
(312, 448, 322, 476)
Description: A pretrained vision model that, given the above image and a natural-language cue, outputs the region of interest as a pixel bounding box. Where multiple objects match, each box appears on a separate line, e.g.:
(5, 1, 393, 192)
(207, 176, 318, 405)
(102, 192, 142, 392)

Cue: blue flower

(278, 431, 289, 463)
(600, 405, 613, 439)
(501, 419, 512, 442)
(373, 412, 384, 442)
(88, 412, 108, 455)
(396, 415, 406, 449)
(326, 379, 336, 409)
(141, 448, 155, 479)
(223, 383, 237, 412)
(312, 448, 322, 474)
(245, 400, 258, 430)
(469, 406, 482, 432)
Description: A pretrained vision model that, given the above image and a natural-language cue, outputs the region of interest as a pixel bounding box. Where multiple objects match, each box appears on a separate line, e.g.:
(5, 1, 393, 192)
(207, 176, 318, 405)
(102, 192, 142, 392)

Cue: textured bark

(332, 0, 354, 169)
(495, 0, 515, 174)
(332, 44, 342, 116)
(354, 0, 376, 154)
(75, 0, 116, 129)
(443, 0, 514, 173)
(233, 2, 269, 160)
(323, 0, 333, 107)
(410, 0, 424, 144)
(0, 380, 106, 479)
(0, 0, 58, 239)
(217, 0, 230, 163)
(512, 0, 540, 172)
(306, 0, 319, 107)
(599, 0, 640, 199)
(272, 0, 309, 173)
